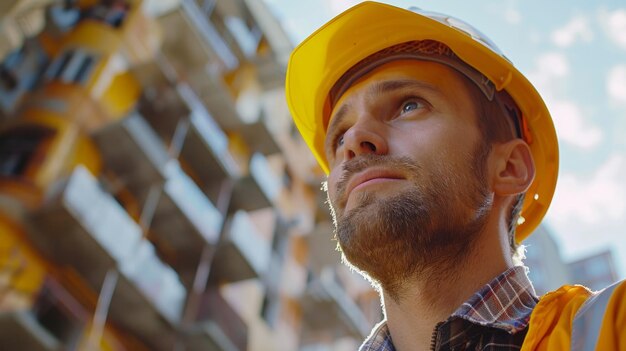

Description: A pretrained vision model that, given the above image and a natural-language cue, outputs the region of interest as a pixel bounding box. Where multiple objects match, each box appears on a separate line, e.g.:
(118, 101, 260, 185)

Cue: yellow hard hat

(285, 1, 558, 242)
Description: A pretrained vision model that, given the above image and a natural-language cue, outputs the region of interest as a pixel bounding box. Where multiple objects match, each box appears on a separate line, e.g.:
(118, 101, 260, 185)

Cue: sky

(263, 0, 626, 279)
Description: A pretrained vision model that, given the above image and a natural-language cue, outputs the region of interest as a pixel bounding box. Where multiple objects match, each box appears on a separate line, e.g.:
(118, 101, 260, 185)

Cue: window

(45, 49, 97, 85)
(0, 66, 18, 91)
(45, 51, 72, 81)
(0, 126, 55, 177)
(0, 40, 50, 115)
(81, 1, 130, 28)
(224, 16, 261, 58)
(261, 217, 290, 326)
(33, 279, 86, 348)
(0, 48, 24, 92)
(74, 55, 95, 84)
(48, 3, 81, 30)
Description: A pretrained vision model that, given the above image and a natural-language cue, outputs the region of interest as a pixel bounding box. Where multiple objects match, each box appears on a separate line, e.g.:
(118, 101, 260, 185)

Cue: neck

(382, 228, 512, 351)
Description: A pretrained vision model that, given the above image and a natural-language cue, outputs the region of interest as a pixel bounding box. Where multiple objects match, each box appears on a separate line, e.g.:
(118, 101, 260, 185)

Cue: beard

(328, 142, 493, 301)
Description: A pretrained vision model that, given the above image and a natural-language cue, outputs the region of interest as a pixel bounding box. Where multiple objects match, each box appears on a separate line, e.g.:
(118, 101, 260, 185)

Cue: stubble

(328, 142, 492, 301)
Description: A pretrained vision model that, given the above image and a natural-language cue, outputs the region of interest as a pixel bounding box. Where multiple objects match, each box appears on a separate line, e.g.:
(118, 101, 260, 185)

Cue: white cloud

(547, 154, 626, 279)
(607, 64, 626, 106)
(549, 99, 603, 149)
(551, 15, 593, 47)
(527, 52, 603, 150)
(549, 154, 626, 225)
(599, 9, 626, 49)
(537, 52, 570, 77)
(328, 0, 361, 15)
(527, 52, 569, 95)
(504, 8, 522, 25)
(280, 18, 307, 44)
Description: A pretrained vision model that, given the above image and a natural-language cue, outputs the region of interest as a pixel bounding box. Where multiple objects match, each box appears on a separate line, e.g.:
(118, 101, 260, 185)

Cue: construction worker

(285, 2, 625, 350)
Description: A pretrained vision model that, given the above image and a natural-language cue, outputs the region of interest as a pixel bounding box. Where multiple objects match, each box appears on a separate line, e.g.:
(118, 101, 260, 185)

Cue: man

(285, 2, 625, 350)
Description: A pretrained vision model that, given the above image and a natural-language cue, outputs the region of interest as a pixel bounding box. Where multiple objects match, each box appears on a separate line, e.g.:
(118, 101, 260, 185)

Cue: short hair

(459, 74, 526, 256)
(329, 39, 527, 256)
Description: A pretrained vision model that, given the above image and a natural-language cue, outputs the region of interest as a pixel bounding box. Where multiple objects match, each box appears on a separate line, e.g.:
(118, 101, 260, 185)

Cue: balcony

(301, 268, 370, 341)
(133, 61, 243, 202)
(28, 166, 143, 287)
(185, 66, 282, 158)
(110, 241, 188, 348)
(27, 166, 187, 350)
(158, 0, 237, 75)
(93, 112, 170, 204)
(185, 66, 244, 131)
(210, 210, 271, 283)
(236, 114, 281, 156)
(179, 86, 243, 199)
(306, 221, 341, 274)
(301, 229, 380, 346)
(135, 10, 243, 135)
(237, 0, 291, 90)
(213, 0, 258, 40)
(0, 311, 60, 351)
(150, 161, 223, 287)
(230, 153, 281, 212)
(184, 287, 248, 351)
(133, 59, 242, 201)
(0, 38, 49, 118)
(133, 61, 191, 145)
(253, 53, 285, 91)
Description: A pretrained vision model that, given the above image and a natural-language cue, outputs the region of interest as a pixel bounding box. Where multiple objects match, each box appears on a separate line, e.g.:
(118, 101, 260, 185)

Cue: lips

(344, 168, 405, 198)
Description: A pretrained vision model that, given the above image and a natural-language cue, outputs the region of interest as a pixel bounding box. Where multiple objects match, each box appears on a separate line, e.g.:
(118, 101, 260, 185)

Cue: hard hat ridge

(329, 40, 496, 109)
(285, 1, 559, 242)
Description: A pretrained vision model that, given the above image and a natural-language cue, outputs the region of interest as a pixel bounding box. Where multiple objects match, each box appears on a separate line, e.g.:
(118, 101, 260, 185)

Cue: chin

(333, 188, 488, 297)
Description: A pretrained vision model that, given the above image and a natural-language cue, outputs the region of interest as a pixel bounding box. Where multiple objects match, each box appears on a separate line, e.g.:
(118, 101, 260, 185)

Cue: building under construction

(0, 0, 382, 350)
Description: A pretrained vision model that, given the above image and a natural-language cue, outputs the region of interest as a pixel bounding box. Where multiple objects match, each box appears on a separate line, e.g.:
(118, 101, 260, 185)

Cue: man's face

(324, 60, 494, 294)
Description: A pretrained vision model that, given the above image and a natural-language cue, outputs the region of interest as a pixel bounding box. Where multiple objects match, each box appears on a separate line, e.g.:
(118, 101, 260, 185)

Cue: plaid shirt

(360, 266, 538, 351)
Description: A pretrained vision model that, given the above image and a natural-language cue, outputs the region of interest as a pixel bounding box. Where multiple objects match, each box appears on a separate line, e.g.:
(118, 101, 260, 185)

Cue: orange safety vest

(521, 280, 626, 350)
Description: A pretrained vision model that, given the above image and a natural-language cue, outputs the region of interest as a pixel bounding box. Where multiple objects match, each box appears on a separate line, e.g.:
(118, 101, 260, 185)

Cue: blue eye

(402, 101, 421, 113)
(336, 134, 344, 148)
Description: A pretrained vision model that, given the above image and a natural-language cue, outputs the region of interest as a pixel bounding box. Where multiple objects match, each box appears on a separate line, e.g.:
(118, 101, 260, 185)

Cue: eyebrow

(326, 79, 441, 147)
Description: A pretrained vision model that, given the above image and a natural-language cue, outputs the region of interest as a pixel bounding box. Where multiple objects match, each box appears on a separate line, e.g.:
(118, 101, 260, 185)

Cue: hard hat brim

(286, 1, 558, 242)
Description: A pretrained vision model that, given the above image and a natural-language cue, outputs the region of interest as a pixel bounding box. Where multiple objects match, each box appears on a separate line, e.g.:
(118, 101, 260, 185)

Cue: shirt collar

(359, 266, 538, 351)
(449, 265, 538, 334)
(360, 320, 395, 351)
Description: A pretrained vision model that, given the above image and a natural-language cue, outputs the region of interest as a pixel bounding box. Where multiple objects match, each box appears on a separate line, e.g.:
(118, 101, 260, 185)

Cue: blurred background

(0, 0, 623, 350)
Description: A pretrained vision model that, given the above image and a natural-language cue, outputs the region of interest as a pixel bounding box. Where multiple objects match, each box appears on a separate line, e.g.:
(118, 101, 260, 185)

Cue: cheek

(327, 152, 343, 172)
(326, 171, 342, 201)
(398, 123, 473, 156)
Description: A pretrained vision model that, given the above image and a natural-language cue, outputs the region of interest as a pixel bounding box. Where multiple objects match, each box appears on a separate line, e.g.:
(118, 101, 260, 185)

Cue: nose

(342, 121, 388, 160)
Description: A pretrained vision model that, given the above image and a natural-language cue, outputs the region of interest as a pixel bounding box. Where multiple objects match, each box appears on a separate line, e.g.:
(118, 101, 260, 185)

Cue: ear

(491, 139, 535, 196)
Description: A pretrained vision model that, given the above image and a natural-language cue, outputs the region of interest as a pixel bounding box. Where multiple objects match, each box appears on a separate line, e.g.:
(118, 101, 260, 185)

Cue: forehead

(328, 60, 474, 128)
